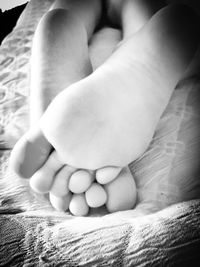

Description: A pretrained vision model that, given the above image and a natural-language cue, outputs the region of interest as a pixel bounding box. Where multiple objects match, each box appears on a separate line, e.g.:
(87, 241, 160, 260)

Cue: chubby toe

(49, 192, 72, 212)
(50, 165, 76, 197)
(69, 194, 89, 216)
(96, 166, 122, 184)
(85, 182, 107, 208)
(68, 170, 95, 194)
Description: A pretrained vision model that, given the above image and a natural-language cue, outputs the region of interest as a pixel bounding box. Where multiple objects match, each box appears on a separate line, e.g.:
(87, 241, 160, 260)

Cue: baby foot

(9, 21, 137, 215)
(10, 6, 198, 215)
(39, 6, 199, 170)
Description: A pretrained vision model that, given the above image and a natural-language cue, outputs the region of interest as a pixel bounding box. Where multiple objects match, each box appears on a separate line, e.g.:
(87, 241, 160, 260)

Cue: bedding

(0, 0, 200, 265)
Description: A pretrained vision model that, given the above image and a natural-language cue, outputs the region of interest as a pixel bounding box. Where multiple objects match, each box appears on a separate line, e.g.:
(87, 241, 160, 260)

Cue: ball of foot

(68, 170, 95, 194)
(85, 183, 107, 208)
(104, 167, 137, 213)
(49, 192, 72, 212)
(69, 193, 89, 216)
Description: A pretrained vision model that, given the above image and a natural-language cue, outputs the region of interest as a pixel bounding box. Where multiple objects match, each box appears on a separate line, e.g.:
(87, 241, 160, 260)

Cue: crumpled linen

(0, 200, 200, 266)
(0, 0, 200, 266)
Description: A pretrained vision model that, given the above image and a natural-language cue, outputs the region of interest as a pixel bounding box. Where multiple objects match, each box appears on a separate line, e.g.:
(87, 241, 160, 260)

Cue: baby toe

(85, 182, 107, 208)
(49, 191, 72, 212)
(69, 194, 89, 216)
(96, 166, 122, 184)
(68, 170, 95, 194)
(50, 165, 76, 197)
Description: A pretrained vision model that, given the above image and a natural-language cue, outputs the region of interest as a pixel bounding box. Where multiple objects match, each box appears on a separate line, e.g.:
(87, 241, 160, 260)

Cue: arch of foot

(30, 163, 137, 216)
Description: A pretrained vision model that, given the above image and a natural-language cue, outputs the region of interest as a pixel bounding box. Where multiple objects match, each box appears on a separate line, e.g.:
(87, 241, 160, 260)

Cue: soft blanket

(0, 0, 200, 266)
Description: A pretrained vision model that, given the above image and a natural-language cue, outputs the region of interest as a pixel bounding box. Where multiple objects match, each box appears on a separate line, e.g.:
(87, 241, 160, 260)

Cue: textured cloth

(0, 0, 200, 266)
(0, 200, 200, 266)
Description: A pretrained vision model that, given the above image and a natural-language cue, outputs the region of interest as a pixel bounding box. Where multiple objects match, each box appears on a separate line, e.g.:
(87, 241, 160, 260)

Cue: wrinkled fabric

(0, 201, 200, 266)
(0, 0, 200, 266)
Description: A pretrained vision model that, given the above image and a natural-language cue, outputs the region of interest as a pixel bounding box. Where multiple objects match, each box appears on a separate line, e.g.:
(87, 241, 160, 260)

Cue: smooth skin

(10, 0, 200, 214)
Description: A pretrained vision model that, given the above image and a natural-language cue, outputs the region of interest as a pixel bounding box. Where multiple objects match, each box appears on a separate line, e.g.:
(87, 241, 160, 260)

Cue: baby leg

(107, 0, 166, 37)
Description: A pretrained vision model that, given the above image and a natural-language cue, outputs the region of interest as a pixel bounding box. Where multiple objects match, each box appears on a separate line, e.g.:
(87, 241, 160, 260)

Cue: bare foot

(40, 5, 200, 169)
(10, 5, 200, 216)
(10, 25, 135, 215)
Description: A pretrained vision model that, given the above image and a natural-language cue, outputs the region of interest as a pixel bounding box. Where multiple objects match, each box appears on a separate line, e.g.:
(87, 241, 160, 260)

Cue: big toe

(10, 127, 52, 178)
